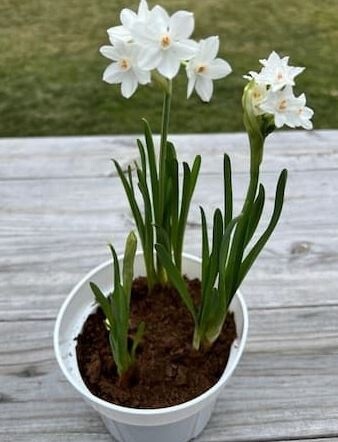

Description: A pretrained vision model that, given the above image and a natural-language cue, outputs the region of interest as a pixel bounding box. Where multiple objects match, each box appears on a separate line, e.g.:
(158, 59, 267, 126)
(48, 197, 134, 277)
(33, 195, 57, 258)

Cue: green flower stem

(241, 81, 266, 213)
(225, 83, 265, 298)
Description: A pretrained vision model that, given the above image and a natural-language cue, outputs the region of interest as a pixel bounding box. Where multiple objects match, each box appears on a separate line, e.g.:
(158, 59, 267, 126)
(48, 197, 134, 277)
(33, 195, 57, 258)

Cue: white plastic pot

(54, 253, 248, 442)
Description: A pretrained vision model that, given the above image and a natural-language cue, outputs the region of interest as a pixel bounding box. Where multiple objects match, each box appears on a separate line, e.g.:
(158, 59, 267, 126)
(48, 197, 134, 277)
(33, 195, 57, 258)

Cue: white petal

(302, 105, 314, 119)
(133, 67, 151, 85)
(284, 113, 297, 128)
(187, 74, 196, 98)
(131, 21, 158, 44)
(206, 58, 232, 79)
(266, 51, 280, 66)
(199, 36, 219, 62)
(274, 113, 285, 128)
(138, 46, 162, 70)
(120, 9, 137, 29)
(151, 5, 170, 27)
(296, 92, 306, 107)
(103, 63, 123, 84)
(121, 73, 138, 98)
(172, 40, 198, 61)
(138, 0, 150, 18)
(169, 11, 194, 39)
(301, 118, 313, 130)
(157, 51, 181, 79)
(290, 66, 305, 78)
(100, 45, 119, 61)
(107, 26, 131, 43)
(195, 77, 213, 102)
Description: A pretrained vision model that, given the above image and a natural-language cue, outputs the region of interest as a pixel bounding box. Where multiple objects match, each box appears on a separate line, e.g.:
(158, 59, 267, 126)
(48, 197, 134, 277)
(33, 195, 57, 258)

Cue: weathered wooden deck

(1, 130, 338, 441)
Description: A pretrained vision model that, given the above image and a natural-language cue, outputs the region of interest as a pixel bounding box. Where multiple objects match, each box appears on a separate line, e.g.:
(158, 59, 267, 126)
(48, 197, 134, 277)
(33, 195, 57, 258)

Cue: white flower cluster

(245, 51, 313, 130)
(100, 0, 232, 100)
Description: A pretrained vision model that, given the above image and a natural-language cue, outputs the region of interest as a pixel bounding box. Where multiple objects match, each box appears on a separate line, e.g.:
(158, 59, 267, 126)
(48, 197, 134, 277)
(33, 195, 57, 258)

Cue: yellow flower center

(160, 35, 171, 49)
(196, 64, 207, 74)
(278, 99, 287, 111)
(277, 71, 284, 81)
(119, 58, 130, 70)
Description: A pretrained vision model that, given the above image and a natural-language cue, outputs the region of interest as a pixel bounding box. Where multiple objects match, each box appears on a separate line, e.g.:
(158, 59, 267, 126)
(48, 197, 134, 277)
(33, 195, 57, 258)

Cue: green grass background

(0, 0, 337, 136)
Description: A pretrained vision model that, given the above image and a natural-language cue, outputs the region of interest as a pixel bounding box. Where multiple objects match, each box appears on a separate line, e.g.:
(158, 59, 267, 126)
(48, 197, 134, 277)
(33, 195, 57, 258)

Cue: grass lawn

(0, 0, 337, 136)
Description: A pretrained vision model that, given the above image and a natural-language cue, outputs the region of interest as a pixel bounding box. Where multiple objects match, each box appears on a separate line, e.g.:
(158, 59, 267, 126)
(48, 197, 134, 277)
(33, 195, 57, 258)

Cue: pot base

(101, 401, 215, 442)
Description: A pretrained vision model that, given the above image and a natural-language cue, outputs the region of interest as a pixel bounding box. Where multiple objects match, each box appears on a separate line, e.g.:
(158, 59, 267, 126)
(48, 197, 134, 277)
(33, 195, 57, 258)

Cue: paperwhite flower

(131, 6, 198, 79)
(250, 83, 268, 115)
(107, 0, 150, 43)
(246, 51, 305, 92)
(186, 36, 232, 102)
(260, 86, 313, 129)
(100, 40, 151, 98)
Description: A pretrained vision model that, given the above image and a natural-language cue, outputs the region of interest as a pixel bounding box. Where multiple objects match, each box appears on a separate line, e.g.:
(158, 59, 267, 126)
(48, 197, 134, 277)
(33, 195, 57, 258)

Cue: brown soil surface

(76, 277, 237, 408)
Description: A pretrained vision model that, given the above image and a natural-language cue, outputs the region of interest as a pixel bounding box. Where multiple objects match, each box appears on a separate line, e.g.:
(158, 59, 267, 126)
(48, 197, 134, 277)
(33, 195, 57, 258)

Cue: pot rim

(54, 252, 248, 417)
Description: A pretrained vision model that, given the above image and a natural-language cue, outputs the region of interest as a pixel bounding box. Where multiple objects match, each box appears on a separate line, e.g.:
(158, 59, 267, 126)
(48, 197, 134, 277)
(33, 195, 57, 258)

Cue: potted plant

(54, 2, 313, 441)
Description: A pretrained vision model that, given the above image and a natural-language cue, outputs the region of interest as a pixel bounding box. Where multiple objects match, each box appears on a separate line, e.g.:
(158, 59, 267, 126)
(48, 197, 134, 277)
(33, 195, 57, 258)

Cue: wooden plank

(0, 130, 337, 180)
(0, 166, 337, 319)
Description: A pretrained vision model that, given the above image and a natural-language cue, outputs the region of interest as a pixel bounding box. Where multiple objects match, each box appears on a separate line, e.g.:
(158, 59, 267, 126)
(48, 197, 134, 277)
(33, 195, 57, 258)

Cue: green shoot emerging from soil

(90, 232, 144, 377)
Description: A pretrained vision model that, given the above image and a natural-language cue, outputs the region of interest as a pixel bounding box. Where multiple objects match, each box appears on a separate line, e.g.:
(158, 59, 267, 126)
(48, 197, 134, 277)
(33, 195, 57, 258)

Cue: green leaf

(169, 157, 179, 246)
(211, 208, 223, 259)
(137, 139, 147, 177)
(237, 169, 287, 288)
(198, 209, 223, 335)
(190, 155, 201, 195)
(200, 207, 209, 286)
(155, 224, 171, 253)
(155, 244, 197, 322)
(113, 159, 145, 245)
(136, 166, 156, 286)
(109, 243, 121, 290)
(143, 119, 159, 224)
(223, 153, 233, 228)
(90, 282, 114, 326)
(244, 183, 265, 247)
(122, 231, 137, 303)
(127, 165, 134, 193)
(174, 156, 201, 272)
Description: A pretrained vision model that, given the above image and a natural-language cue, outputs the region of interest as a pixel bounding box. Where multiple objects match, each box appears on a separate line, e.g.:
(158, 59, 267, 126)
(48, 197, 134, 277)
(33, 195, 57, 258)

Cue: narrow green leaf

(90, 282, 114, 326)
(137, 139, 147, 177)
(198, 209, 223, 335)
(237, 169, 288, 288)
(223, 153, 233, 228)
(155, 244, 197, 322)
(109, 243, 121, 290)
(143, 119, 160, 224)
(122, 231, 137, 303)
(211, 208, 223, 259)
(127, 165, 134, 194)
(155, 224, 171, 253)
(170, 157, 179, 246)
(244, 183, 265, 247)
(136, 166, 156, 283)
(113, 159, 145, 245)
(190, 155, 201, 195)
(200, 207, 209, 287)
(219, 216, 242, 272)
